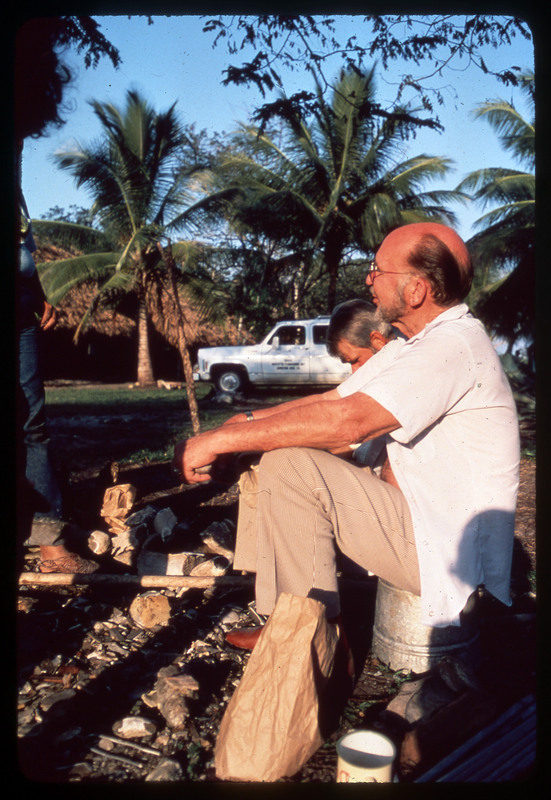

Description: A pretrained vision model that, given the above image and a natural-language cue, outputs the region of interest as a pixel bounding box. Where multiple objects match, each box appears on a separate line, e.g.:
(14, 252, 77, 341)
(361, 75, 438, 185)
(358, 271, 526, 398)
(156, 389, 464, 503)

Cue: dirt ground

(15, 393, 536, 784)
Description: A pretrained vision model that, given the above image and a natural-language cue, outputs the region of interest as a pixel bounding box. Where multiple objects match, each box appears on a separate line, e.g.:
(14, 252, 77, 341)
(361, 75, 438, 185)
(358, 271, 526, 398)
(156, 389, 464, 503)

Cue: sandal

(38, 554, 99, 574)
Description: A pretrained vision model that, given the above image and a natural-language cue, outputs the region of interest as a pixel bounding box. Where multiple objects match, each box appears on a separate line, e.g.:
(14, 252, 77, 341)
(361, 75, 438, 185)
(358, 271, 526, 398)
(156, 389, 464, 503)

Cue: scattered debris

(39, 688, 77, 715)
(145, 758, 185, 781)
(149, 666, 200, 730)
(16, 458, 536, 783)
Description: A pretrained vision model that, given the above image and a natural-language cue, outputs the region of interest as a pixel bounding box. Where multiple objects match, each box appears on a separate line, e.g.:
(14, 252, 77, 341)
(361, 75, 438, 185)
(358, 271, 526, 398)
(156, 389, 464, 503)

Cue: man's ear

(369, 331, 387, 351)
(405, 274, 429, 307)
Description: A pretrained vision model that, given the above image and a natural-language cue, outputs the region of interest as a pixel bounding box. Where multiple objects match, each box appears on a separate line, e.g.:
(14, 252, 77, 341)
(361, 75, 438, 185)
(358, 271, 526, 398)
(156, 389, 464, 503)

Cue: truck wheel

(215, 369, 245, 394)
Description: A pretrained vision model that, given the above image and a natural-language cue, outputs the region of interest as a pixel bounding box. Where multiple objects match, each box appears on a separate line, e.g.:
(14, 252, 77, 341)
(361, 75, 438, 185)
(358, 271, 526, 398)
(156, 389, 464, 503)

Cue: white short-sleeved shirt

(337, 304, 520, 626)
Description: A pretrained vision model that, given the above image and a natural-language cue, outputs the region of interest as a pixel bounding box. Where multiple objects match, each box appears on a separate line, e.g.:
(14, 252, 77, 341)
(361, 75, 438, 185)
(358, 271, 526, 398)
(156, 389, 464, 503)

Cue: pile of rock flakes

(17, 578, 258, 782)
(16, 476, 537, 783)
(17, 478, 263, 782)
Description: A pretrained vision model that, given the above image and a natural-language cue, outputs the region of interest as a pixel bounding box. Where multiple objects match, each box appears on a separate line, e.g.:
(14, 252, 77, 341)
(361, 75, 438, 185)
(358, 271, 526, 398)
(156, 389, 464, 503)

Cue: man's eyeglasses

(367, 261, 415, 279)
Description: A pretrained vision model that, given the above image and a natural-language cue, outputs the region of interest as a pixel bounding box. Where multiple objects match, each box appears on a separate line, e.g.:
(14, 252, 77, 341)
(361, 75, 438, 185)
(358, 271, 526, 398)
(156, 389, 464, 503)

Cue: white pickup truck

(193, 317, 352, 393)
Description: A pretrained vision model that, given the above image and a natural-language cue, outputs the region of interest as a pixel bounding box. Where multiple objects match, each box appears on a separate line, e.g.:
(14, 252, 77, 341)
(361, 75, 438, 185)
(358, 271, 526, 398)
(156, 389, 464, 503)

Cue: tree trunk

(326, 262, 339, 312)
(290, 262, 304, 319)
(236, 313, 244, 343)
(157, 242, 201, 435)
(136, 297, 155, 386)
(325, 240, 345, 312)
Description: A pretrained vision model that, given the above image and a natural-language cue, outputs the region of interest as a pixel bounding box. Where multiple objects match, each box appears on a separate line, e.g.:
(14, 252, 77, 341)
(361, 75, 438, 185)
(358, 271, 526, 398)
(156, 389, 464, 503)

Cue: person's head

(15, 18, 73, 142)
(327, 300, 394, 372)
(366, 223, 470, 333)
(406, 222, 473, 300)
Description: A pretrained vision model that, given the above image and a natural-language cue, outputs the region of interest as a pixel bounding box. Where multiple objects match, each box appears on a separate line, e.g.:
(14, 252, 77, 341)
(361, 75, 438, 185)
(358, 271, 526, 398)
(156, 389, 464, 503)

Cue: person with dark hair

(173, 223, 519, 655)
(15, 18, 98, 572)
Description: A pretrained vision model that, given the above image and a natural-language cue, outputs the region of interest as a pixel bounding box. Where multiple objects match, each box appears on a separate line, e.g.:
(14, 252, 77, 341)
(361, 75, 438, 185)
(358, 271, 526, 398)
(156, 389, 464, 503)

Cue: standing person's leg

(18, 324, 65, 547)
(18, 324, 98, 573)
(254, 447, 420, 618)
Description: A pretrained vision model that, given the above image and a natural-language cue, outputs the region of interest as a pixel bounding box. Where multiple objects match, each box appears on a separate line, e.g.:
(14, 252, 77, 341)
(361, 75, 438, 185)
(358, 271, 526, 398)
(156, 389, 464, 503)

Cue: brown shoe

(225, 625, 264, 650)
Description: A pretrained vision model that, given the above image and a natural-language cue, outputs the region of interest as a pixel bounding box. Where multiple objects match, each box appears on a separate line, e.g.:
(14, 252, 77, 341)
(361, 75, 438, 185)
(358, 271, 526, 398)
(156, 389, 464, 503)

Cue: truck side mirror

(271, 336, 280, 349)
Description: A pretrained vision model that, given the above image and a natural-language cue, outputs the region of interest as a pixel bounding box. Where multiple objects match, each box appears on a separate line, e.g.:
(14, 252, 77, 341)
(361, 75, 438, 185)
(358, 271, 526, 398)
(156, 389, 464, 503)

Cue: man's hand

(172, 392, 399, 484)
(39, 301, 58, 331)
(172, 433, 223, 484)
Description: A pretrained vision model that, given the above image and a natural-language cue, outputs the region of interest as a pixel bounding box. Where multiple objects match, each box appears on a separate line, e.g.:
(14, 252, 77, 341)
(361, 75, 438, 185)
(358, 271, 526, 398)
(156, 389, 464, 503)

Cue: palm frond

(473, 99, 535, 169)
(457, 169, 534, 206)
(462, 75, 535, 354)
(387, 156, 455, 193)
(32, 219, 113, 253)
(36, 252, 118, 305)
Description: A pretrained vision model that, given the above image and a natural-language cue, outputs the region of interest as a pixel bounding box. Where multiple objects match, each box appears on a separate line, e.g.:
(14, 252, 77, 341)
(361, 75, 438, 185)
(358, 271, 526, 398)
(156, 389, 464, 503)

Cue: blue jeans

(18, 323, 65, 547)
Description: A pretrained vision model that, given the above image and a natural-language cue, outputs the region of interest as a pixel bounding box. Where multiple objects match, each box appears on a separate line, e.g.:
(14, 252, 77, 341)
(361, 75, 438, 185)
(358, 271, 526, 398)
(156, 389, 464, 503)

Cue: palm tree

(178, 66, 468, 311)
(43, 90, 228, 407)
(49, 90, 190, 385)
(457, 73, 535, 354)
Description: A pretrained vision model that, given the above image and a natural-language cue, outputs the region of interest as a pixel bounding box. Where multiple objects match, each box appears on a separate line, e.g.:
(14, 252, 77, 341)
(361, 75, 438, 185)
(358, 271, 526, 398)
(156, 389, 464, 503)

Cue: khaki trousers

(234, 447, 421, 618)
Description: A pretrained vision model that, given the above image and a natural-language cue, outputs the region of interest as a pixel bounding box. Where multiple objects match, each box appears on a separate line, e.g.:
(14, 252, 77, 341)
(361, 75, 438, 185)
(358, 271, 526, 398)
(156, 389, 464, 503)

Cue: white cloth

(337, 304, 520, 626)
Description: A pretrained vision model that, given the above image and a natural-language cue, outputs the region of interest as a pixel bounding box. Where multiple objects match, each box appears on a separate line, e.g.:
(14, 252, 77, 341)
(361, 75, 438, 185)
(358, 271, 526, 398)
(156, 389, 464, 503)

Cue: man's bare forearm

(174, 392, 398, 483)
(224, 388, 339, 425)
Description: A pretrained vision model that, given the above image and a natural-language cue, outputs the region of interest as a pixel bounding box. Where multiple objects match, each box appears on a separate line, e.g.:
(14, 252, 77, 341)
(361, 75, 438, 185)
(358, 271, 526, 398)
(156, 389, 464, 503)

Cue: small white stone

(88, 530, 112, 555)
(112, 715, 157, 739)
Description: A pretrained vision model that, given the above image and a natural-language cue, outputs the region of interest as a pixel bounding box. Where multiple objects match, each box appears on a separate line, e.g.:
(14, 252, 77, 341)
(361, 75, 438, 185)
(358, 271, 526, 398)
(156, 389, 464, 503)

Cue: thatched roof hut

(34, 243, 249, 349)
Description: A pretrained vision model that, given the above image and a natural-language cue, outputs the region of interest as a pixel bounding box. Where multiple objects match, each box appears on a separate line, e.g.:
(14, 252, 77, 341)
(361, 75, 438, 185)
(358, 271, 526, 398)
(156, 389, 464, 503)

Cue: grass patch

(44, 382, 308, 473)
(44, 382, 213, 416)
(44, 382, 236, 472)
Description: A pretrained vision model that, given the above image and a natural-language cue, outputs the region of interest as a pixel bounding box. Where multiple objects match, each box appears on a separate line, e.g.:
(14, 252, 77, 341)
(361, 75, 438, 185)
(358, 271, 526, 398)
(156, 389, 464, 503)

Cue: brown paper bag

(214, 593, 339, 782)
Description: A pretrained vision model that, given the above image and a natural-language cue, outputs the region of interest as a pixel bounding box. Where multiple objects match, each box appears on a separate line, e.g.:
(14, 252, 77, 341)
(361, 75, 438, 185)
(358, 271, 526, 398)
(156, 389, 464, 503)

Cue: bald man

(399, 221, 473, 300)
(173, 223, 519, 651)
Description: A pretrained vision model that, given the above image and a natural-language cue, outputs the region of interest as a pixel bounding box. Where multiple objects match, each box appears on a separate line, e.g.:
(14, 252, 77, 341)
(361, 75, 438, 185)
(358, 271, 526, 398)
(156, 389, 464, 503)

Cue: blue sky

(20, 14, 534, 242)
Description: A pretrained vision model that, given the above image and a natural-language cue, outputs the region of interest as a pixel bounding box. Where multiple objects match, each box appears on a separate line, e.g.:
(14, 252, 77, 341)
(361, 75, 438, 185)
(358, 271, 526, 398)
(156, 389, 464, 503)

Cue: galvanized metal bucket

(371, 579, 480, 674)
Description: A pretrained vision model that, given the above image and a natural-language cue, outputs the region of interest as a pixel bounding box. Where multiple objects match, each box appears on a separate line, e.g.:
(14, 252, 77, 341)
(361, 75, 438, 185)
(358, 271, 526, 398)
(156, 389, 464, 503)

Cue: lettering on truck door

(260, 324, 309, 384)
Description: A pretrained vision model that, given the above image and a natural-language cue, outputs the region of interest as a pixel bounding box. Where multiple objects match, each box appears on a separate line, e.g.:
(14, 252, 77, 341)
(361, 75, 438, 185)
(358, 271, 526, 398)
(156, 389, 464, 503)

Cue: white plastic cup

(336, 730, 396, 783)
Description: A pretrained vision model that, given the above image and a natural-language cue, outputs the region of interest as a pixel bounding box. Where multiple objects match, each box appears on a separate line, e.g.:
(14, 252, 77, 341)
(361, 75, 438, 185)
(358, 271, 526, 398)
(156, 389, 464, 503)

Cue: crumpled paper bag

(214, 593, 339, 782)
(100, 484, 137, 532)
